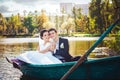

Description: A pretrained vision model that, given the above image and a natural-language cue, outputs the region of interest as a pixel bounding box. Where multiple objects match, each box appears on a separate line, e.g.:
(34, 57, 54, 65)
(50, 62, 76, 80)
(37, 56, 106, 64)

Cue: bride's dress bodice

(39, 42, 52, 56)
(40, 42, 50, 51)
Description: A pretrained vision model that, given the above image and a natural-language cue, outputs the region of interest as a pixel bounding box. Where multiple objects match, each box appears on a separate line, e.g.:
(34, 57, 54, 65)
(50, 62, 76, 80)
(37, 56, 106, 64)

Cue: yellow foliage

(43, 21, 55, 29)
(37, 10, 48, 28)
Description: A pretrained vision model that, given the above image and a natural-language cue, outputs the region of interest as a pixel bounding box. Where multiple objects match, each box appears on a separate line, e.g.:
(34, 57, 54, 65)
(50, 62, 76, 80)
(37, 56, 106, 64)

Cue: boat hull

(19, 56, 120, 80)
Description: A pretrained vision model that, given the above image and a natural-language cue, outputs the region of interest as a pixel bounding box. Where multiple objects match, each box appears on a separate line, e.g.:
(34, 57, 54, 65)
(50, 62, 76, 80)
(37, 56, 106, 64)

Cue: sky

(0, 0, 91, 17)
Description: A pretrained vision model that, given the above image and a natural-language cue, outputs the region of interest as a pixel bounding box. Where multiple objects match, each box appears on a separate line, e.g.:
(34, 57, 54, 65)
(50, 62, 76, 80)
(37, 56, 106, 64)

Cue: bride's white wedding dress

(16, 42, 62, 65)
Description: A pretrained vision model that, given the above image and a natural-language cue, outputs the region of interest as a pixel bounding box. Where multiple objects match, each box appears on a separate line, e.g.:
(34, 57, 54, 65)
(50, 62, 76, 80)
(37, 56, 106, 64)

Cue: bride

(15, 29, 62, 65)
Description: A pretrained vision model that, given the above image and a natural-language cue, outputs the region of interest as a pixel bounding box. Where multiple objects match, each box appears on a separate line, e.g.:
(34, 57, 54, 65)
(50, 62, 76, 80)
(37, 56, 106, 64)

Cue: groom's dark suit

(53, 38, 81, 62)
(53, 37, 73, 62)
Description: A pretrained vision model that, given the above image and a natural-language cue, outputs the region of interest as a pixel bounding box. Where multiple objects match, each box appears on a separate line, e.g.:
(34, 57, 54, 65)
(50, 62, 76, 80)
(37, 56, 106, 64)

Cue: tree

(23, 16, 34, 34)
(15, 13, 22, 34)
(89, 0, 120, 34)
(43, 21, 55, 29)
(55, 15, 59, 30)
(89, 0, 103, 34)
(75, 15, 89, 32)
(0, 13, 7, 34)
(32, 11, 39, 29)
(37, 9, 48, 31)
(72, 7, 85, 32)
(61, 18, 75, 35)
(61, 7, 65, 24)
(72, 7, 78, 32)
(112, 0, 120, 19)
(111, 0, 120, 34)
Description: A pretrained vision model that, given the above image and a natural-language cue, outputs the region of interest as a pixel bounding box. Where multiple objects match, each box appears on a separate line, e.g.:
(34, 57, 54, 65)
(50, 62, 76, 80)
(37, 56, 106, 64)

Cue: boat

(10, 55, 120, 80)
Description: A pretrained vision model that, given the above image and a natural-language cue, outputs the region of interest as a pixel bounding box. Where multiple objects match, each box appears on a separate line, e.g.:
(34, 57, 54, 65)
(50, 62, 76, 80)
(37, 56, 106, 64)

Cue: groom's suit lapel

(59, 38, 61, 50)
(59, 37, 66, 50)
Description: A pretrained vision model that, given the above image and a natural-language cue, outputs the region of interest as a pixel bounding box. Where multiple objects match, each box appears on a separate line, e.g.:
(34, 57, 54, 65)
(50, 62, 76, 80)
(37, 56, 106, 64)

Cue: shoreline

(0, 37, 115, 44)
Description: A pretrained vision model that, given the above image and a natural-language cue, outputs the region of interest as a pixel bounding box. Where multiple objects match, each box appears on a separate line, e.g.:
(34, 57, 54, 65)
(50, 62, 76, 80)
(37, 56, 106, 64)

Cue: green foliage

(89, 0, 120, 34)
(23, 16, 34, 33)
(0, 0, 120, 36)
(89, 0, 103, 34)
(105, 31, 120, 55)
(73, 33, 100, 37)
(59, 33, 68, 37)
(72, 7, 89, 33)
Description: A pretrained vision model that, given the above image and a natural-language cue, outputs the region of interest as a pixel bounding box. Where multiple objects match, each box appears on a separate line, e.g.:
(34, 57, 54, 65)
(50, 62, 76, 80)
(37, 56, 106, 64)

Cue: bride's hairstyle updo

(40, 29, 48, 39)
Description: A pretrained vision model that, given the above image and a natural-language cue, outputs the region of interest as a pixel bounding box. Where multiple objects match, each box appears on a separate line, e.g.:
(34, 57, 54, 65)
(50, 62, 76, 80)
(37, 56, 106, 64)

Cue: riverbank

(0, 37, 115, 44)
(0, 57, 22, 80)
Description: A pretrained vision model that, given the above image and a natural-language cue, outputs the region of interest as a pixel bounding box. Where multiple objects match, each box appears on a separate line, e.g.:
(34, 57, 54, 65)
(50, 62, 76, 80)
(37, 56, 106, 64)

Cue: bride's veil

(39, 34, 44, 46)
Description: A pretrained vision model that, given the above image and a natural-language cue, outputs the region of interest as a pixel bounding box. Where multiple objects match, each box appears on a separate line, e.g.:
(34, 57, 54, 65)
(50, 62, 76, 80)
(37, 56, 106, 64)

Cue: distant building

(75, 4, 89, 15)
(60, 3, 75, 16)
(60, 3, 89, 16)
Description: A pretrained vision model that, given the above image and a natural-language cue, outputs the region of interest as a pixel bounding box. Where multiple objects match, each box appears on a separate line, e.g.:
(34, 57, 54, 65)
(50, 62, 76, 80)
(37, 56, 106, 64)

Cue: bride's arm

(37, 45, 51, 54)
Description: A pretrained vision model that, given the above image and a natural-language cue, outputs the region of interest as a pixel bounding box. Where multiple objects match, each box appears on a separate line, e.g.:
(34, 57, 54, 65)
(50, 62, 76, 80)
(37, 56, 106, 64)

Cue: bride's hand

(49, 43, 56, 51)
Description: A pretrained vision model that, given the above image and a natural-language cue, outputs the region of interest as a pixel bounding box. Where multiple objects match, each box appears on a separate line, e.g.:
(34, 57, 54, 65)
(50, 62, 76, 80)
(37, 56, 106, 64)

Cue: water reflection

(69, 40, 94, 56)
(0, 40, 95, 57)
(0, 37, 108, 57)
(0, 43, 38, 54)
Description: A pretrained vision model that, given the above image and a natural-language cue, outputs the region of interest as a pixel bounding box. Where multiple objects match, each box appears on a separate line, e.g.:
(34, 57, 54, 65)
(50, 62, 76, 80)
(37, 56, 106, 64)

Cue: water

(0, 58, 22, 80)
(0, 37, 113, 80)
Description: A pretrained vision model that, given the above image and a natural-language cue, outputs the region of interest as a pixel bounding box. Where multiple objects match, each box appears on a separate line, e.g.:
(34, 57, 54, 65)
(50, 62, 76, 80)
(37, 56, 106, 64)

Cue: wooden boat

(13, 55, 120, 80)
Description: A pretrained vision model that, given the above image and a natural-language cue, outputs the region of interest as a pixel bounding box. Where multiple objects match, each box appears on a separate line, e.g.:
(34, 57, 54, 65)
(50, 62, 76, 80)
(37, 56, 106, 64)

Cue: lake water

(0, 37, 113, 80)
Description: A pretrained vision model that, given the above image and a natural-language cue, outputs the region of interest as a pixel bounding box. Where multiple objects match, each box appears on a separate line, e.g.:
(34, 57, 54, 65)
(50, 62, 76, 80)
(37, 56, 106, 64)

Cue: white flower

(60, 43, 64, 48)
(49, 38, 54, 42)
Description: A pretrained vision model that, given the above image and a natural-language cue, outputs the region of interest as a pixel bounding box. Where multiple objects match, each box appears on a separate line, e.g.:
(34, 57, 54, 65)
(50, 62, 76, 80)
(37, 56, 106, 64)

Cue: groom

(48, 28, 80, 62)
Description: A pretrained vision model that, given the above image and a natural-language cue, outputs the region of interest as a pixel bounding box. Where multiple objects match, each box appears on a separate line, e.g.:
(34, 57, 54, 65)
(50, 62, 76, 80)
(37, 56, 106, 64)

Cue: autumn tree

(72, 7, 79, 32)
(37, 9, 48, 31)
(43, 21, 55, 29)
(61, 18, 75, 35)
(72, 7, 87, 32)
(0, 13, 7, 35)
(6, 13, 22, 35)
(60, 7, 65, 25)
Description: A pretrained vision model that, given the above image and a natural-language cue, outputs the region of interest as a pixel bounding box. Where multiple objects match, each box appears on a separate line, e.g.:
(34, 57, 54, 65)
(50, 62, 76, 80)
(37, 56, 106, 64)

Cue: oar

(60, 19, 120, 80)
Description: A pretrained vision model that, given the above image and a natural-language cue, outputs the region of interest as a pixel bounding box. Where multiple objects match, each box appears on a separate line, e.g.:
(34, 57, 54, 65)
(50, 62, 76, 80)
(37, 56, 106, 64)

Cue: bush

(104, 32, 120, 55)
